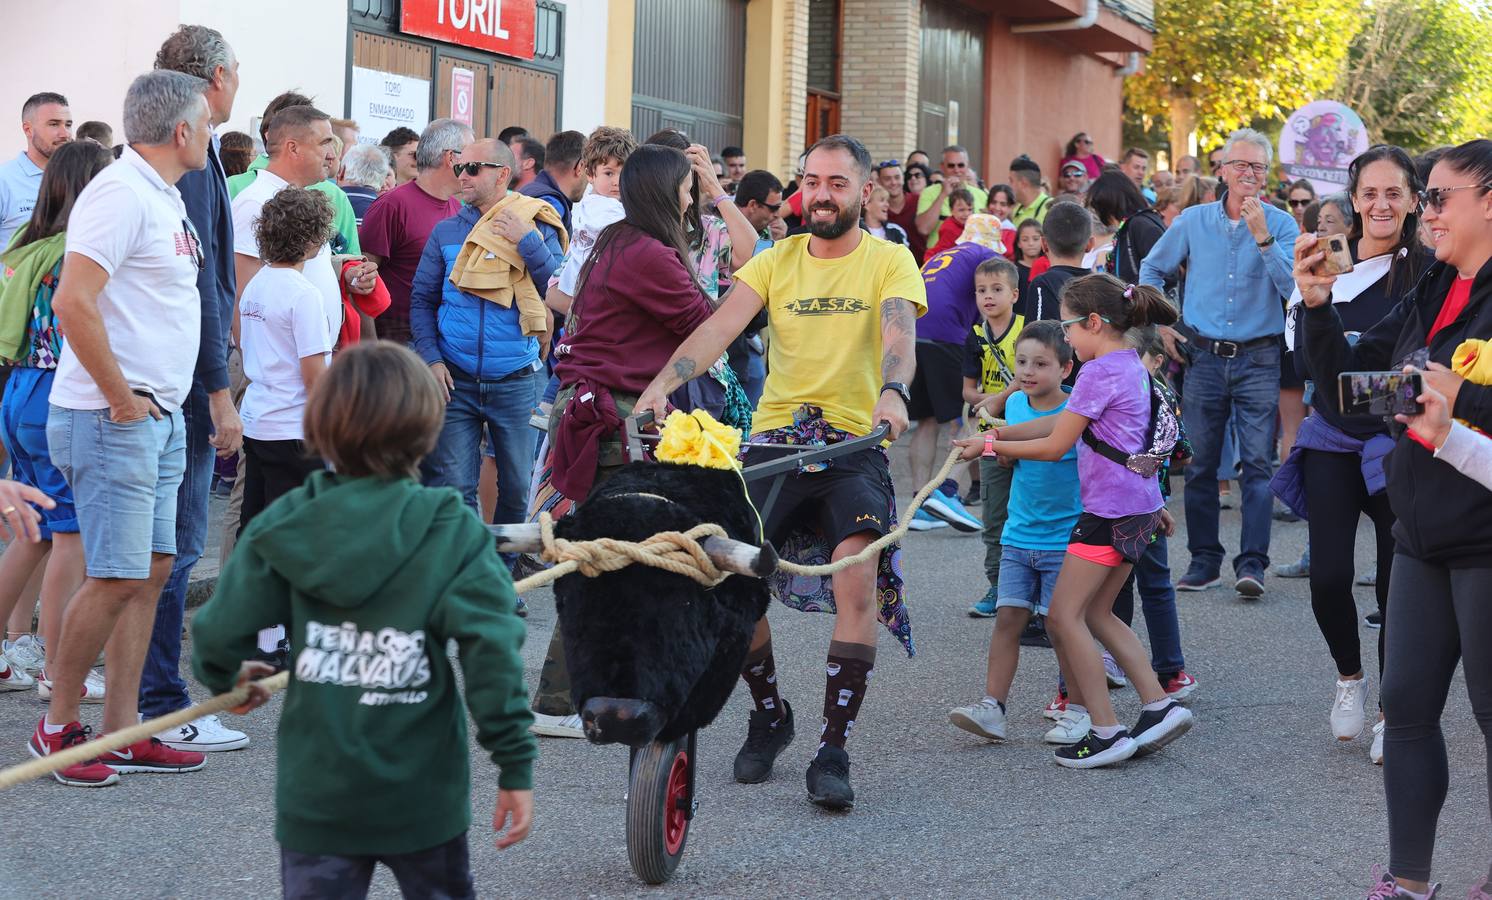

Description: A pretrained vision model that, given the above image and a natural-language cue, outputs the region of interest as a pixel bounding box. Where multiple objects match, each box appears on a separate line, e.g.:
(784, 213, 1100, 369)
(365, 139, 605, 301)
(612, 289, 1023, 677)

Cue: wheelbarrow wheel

(626, 734, 692, 884)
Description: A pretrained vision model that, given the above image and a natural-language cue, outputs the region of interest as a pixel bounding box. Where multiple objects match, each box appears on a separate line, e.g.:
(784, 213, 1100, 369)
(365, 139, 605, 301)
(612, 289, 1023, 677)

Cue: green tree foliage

(1127, 0, 1364, 156)
(1333, 0, 1492, 151)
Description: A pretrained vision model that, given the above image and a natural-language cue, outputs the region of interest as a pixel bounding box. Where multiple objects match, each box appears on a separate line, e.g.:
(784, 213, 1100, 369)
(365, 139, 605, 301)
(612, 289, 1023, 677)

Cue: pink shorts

(1066, 542, 1124, 567)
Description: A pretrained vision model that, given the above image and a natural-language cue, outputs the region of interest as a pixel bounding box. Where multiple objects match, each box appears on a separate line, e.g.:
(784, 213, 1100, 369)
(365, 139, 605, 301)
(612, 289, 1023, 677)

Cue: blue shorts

(46, 405, 186, 579)
(996, 547, 1066, 616)
(1, 368, 77, 539)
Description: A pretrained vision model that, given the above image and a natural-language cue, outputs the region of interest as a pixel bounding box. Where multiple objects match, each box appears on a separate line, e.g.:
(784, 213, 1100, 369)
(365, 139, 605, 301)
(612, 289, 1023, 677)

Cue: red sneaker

(1162, 671, 1199, 702)
(99, 738, 206, 774)
(1042, 691, 1069, 721)
(27, 718, 120, 787)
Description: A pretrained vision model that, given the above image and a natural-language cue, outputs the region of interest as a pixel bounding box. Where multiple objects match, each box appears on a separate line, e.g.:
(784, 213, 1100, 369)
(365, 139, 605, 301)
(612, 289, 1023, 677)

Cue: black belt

(1189, 333, 1277, 359)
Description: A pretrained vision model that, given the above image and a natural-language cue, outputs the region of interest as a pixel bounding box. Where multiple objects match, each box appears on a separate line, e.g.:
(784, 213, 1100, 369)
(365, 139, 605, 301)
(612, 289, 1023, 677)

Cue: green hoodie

(192, 472, 535, 856)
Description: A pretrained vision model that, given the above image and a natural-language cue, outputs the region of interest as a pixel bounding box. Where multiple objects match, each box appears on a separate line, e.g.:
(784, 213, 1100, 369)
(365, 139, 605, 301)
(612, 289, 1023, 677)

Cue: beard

(806, 201, 861, 239)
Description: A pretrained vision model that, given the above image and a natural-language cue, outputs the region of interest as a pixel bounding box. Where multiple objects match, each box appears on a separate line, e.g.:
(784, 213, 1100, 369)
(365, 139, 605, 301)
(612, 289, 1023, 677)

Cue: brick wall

(839, 0, 920, 165)
(780, 0, 810, 178)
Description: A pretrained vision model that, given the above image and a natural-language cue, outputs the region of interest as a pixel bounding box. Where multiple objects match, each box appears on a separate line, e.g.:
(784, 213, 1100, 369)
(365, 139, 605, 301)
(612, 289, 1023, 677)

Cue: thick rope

(774, 446, 963, 577)
(0, 448, 962, 790)
(0, 670, 290, 791)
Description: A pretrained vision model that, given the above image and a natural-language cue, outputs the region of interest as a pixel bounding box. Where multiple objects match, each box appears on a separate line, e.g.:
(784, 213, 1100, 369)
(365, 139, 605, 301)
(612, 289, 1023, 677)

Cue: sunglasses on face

(1288, 199, 1312, 208)
(1417, 183, 1491, 213)
(453, 161, 506, 177)
(1077, 138, 1092, 145)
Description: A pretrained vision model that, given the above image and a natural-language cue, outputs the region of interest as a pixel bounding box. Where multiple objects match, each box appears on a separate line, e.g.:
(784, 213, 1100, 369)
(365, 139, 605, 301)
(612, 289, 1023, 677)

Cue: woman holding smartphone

(1279, 146, 1430, 763)
(1294, 139, 1492, 900)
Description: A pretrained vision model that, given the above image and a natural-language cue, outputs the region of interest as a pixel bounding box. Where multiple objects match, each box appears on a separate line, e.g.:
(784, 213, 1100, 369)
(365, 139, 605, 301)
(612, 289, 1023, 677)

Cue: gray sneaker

(949, 700, 1006, 741)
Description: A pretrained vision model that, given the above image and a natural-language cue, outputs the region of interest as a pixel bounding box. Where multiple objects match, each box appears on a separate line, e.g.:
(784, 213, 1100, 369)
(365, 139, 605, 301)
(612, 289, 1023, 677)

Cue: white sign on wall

(349, 67, 431, 144)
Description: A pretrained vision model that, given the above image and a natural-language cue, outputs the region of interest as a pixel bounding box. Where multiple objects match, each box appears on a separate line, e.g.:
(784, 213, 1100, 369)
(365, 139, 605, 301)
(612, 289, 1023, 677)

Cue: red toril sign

(401, 0, 537, 61)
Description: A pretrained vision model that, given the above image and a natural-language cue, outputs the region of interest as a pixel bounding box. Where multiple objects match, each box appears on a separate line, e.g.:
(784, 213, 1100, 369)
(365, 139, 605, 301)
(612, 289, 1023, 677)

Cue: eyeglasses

(453, 161, 506, 177)
(1060, 314, 1110, 332)
(1223, 161, 1268, 175)
(1288, 199, 1312, 208)
(1417, 183, 1491, 213)
(180, 217, 204, 270)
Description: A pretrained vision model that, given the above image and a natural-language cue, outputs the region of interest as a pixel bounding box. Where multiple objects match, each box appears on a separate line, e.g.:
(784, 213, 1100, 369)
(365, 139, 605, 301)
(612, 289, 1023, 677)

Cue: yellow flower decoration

(1453, 339, 1492, 386)
(655, 409, 743, 471)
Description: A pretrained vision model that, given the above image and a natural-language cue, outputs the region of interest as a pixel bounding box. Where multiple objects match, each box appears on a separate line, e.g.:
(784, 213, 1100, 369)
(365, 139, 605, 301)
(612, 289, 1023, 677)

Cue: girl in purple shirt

(956, 273, 1194, 769)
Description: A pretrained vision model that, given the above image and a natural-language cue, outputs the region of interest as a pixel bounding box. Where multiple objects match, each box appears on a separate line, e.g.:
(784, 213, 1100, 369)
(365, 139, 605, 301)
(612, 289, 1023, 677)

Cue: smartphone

(1318, 233, 1354, 276)
(1338, 370, 1423, 417)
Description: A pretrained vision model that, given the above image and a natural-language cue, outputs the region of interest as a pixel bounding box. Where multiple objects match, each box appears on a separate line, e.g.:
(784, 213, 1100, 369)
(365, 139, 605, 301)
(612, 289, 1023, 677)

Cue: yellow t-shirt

(735, 233, 927, 436)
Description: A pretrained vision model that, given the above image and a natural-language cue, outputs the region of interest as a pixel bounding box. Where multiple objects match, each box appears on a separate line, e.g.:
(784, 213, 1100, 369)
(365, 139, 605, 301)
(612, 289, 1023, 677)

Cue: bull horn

(487, 523, 777, 579)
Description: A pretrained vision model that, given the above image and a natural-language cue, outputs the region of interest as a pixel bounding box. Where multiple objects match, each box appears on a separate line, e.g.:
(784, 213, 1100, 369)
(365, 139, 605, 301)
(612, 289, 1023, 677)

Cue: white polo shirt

(50, 147, 201, 413)
(231, 168, 344, 335)
(0, 151, 43, 249)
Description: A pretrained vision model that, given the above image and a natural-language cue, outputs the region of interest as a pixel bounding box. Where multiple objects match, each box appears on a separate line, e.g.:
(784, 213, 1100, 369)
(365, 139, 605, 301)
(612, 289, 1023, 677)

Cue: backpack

(1080, 375, 1180, 478)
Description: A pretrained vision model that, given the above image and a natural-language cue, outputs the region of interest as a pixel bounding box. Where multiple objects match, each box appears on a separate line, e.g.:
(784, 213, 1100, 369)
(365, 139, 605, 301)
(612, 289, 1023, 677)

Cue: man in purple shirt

(359, 118, 471, 345)
(908, 240, 996, 531)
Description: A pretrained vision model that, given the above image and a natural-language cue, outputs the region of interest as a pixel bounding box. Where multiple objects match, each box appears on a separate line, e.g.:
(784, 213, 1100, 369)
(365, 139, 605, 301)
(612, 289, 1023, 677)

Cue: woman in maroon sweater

(549, 145, 715, 500)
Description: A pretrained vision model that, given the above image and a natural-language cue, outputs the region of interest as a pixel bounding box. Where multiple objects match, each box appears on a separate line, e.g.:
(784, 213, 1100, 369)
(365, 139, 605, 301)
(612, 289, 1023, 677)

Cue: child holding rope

(192, 343, 536, 898)
(955, 274, 1194, 769)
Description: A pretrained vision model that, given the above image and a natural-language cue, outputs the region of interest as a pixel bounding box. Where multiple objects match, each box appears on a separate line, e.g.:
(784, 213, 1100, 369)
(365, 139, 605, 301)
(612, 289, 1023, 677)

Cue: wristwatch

(880, 382, 911, 403)
(1256, 235, 1276, 248)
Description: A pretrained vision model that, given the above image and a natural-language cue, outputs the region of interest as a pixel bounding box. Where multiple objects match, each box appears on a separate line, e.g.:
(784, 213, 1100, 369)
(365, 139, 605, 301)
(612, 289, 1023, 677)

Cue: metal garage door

(631, 0, 747, 151)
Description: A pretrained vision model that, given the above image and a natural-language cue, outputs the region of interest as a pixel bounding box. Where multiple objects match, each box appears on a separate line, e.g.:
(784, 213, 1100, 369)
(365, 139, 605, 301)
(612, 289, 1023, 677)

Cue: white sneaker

(530, 712, 584, 738)
(1369, 718, 1385, 765)
(1043, 708, 1091, 745)
(949, 700, 1007, 741)
(3, 635, 45, 677)
(1103, 651, 1128, 688)
(156, 714, 249, 752)
(1331, 676, 1369, 740)
(37, 668, 106, 704)
(0, 660, 35, 692)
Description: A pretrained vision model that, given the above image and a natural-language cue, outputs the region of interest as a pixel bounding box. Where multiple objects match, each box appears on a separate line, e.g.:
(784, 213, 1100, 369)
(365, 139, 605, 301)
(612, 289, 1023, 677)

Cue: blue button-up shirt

(1139, 199, 1299, 341)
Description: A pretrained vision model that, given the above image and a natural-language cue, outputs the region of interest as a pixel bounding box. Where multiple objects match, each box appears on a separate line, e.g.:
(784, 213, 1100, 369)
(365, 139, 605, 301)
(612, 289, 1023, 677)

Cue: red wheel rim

(663, 748, 690, 855)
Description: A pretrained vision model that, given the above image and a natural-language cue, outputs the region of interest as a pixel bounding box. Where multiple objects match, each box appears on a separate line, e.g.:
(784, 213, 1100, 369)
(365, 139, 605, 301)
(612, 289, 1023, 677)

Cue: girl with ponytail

(956, 273, 1191, 769)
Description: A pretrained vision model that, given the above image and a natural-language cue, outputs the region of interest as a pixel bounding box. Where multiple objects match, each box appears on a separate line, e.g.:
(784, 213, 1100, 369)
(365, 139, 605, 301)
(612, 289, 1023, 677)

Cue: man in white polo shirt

(0, 91, 72, 248)
(28, 70, 213, 788)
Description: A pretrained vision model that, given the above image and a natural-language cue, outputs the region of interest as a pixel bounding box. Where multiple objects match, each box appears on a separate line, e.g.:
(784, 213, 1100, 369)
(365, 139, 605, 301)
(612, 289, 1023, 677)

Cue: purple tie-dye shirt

(1064, 348, 1164, 518)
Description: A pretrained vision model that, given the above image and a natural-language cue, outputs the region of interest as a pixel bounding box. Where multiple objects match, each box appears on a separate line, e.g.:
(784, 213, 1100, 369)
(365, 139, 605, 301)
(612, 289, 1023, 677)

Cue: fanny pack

(1080, 375, 1180, 479)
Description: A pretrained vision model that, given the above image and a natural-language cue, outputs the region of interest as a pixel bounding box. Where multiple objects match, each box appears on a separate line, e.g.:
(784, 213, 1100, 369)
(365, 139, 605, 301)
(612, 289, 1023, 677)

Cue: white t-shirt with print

(49, 147, 201, 413)
(231, 168, 343, 337)
(238, 265, 335, 441)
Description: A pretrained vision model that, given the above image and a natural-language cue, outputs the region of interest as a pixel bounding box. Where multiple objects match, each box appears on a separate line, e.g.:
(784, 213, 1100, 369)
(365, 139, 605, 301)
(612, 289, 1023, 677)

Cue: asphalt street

(1, 462, 1488, 899)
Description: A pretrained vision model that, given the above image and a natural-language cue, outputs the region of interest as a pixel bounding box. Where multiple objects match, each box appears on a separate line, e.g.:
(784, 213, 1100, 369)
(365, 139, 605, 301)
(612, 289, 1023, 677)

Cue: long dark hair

(11, 141, 114, 251)
(1086, 171, 1149, 227)
(573, 145, 702, 303)
(1345, 144, 1425, 297)
(1064, 133, 1089, 159)
(644, 129, 704, 253)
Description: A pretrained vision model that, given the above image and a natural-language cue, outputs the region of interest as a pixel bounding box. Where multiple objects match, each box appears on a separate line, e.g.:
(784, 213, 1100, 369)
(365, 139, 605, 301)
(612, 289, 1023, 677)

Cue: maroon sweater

(554, 227, 713, 394)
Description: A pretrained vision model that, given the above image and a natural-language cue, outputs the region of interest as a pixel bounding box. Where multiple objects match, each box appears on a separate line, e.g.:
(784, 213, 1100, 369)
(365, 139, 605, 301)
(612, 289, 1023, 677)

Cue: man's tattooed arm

(880, 297, 917, 384)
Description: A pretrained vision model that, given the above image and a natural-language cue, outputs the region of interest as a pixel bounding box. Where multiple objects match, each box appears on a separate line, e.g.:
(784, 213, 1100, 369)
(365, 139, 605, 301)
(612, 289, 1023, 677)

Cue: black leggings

(1381, 553, 1492, 883)
(1302, 449, 1394, 678)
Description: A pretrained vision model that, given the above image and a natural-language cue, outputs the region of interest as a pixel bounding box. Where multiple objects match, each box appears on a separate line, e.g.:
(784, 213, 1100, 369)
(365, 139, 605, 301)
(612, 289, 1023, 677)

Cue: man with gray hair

(361, 117, 472, 345)
(136, 24, 250, 755)
(1140, 127, 1299, 598)
(338, 143, 391, 224)
(30, 70, 213, 786)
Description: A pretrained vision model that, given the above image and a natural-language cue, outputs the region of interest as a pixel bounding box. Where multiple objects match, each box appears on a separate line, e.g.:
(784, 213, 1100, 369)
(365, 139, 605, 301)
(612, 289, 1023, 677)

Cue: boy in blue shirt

(949, 321, 1078, 742)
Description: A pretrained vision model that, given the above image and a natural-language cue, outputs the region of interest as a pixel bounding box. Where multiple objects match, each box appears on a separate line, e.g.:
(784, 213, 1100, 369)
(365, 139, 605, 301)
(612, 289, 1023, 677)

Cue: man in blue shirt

(410, 138, 561, 535)
(1140, 128, 1299, 597)
(0, 92, 72, 248)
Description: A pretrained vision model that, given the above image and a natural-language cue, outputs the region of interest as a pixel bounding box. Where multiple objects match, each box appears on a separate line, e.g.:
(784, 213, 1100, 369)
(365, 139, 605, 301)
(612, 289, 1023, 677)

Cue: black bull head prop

(553, 462, 771, 748)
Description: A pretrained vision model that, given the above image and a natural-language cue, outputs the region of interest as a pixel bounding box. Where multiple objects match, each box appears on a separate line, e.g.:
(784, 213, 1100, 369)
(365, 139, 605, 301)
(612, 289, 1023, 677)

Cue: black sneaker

(1234, 566, 1265, 599)
(1019, 615, 1052, 648)
(1363, 611, 1383, 629)
(1053, 729, 1137, 769)
(962, 482, 981, 505)
(1175, 565, 1221, 592)
(250, 639, 290, 675)
(806, 744, 854, 810)
(733, 700, 794, 784)
(1130, 700, 1195, 757)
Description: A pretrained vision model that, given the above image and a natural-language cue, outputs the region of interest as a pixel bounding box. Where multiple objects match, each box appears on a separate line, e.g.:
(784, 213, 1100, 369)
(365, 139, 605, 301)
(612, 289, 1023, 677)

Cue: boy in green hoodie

(192, 343, 535, 898)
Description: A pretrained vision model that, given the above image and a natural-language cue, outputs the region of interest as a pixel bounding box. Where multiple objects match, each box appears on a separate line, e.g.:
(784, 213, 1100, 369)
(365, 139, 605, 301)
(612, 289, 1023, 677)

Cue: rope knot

(537, 512, 731, 587)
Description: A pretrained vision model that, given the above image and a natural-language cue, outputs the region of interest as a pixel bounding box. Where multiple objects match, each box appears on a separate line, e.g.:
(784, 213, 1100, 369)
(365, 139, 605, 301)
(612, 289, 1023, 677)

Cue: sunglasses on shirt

(453, 161, 507, 177)
(180, 217, 204, 271)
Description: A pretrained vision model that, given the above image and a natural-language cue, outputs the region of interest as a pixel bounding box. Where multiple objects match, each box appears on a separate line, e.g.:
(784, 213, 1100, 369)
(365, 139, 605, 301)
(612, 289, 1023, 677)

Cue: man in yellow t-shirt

(637, 135, 925, 812)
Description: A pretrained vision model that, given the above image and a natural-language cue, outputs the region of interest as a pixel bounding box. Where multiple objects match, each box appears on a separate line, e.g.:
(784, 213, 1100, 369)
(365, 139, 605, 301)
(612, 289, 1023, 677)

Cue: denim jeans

(1112, 534, 1185, 674)
(140, 381, 214, 717)
(423, 367, 541, 526)
(1180, 344, 1279, 575)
